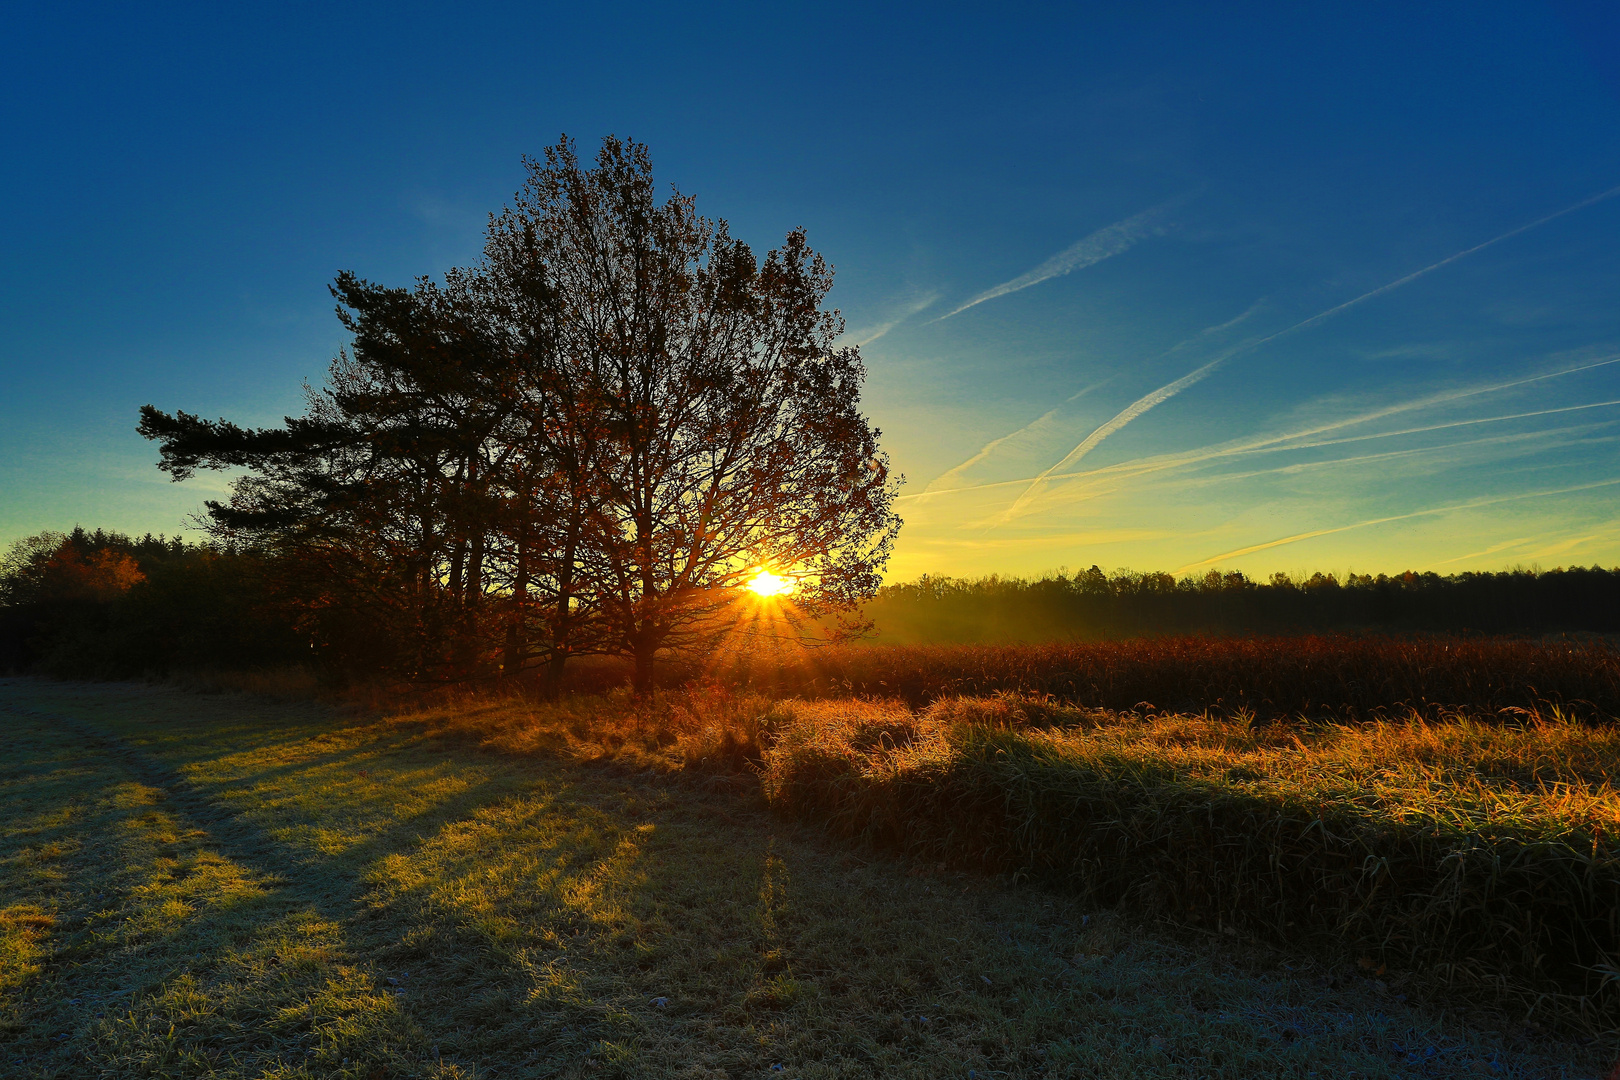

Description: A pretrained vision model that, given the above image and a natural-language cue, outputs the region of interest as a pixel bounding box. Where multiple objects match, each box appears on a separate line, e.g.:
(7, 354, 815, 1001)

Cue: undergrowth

(718, 635, 1620, 721)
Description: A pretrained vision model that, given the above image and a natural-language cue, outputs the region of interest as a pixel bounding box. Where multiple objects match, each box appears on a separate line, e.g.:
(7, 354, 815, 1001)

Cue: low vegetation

(392, 682, 1620, 1029)
(711, 635, 1620, 721)
(3, 679, 1610, 1077)
(761, 698, 1620, 1018)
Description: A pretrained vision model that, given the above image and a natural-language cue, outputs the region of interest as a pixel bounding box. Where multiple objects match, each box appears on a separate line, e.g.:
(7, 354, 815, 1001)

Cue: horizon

(5, 4, 1620, 581)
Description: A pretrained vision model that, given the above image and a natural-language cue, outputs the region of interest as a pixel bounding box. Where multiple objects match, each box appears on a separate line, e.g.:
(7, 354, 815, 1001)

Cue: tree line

(132, 137, 900, 689)
(0, 528, 300, 676)
(864, 566, 1620, 642)
(6, 527, 1618, 680)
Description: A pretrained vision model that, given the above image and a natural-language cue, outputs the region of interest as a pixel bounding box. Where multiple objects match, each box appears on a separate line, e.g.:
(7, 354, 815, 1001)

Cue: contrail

(899, 354, 1620, 506)
(1175, 427, 1613, 490)
(924, 303, 1262, 495)
(995, 184, 1620, 523)
(1430, 537, 1536, 567)
(1273, 181, 1620, 339)
(1173, 476, 1620, 573)
(938, 195, 1188, 321)
(924, 409, 1061, 493)
(997, 344, 1250, 520)
(1249, 396, 1620, 454)
(922, 379, 1110, 494)
(844, 290, 941, 347)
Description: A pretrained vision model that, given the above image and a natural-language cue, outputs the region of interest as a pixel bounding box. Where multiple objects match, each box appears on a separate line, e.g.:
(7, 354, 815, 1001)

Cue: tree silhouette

(486, 137, 900, 689)
(139, 135, 901, 688)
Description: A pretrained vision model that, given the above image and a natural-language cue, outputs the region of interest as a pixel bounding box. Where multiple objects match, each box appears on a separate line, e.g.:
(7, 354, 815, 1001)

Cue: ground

(0, 678, 1606, 1079)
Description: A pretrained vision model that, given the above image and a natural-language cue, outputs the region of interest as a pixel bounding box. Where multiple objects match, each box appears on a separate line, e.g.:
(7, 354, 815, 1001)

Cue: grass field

(1, 678, 1611, 1079)
(710, 636, 1620, 721)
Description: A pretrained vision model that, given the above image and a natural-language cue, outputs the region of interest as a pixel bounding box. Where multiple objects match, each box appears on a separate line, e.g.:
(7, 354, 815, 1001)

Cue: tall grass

(389, 685, 1620, 1026)
(758, 697, 1620, 1022)
(713, 635, 1620, 720)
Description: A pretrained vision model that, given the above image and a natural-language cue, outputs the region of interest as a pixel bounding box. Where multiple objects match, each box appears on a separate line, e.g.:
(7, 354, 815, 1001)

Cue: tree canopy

(139, 136, 901, 688)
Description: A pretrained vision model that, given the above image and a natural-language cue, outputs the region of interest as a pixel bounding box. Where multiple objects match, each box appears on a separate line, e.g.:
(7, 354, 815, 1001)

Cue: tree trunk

(503, 525, 529, 679)
(632, 635, 657, 695)
(466, 535, 484, 603)
(447, 539, 466, 596)
(544, 650, 569, 699)
(545, 527, 579, 699)
(464, 455, 482, 603)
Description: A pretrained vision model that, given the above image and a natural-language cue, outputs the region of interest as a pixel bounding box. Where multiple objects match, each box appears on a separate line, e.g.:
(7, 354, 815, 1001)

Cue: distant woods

(0, 528, 300, 676)
(132, 136, 900, 688)
(865, 566, 1620, 643)
(4, 525, 1618, 681)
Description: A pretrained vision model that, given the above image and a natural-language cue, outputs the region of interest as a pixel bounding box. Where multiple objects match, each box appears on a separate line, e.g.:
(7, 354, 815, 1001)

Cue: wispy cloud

(1430, 537, 1537, 567)
(923, 302, 1262, 497)
(938, 195, 1189, 321)
(897, 354, 1620, 507)
(1275, 181, 1620, 337)
(922, 379, 1111, 494)
(1247, 396, 1620, 455)
(990, 181, 1620, 524)
(1173, 476, 1620, 573)
(998, 351, 1238, 521)
(843, 290, 941, 347)
(1518, 524, 1620, 562)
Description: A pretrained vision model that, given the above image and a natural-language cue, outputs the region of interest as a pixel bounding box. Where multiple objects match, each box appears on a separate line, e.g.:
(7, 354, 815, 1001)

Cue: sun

(746, 568, 792, 598)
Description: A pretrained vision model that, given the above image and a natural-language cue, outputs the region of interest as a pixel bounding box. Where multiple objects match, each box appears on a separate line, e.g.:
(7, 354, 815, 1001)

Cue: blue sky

(3, 2, 1619, 580)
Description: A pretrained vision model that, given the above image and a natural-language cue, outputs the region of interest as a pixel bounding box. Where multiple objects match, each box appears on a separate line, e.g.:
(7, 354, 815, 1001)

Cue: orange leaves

(40, 544, 145, 602)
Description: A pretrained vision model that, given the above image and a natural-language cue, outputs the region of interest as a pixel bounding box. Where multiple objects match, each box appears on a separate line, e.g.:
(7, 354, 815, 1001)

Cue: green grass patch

(0, 678, 1611, 1077)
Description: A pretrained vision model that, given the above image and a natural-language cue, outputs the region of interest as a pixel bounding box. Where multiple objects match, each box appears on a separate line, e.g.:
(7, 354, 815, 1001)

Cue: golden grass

(3, 678, 1608, 1076)
(375, 685, 1620, 1025)
(759, 697, 1620, 1022)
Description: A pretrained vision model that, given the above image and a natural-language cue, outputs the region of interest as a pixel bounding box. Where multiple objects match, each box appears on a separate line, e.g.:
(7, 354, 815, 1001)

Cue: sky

(3, 2, 1619, 581)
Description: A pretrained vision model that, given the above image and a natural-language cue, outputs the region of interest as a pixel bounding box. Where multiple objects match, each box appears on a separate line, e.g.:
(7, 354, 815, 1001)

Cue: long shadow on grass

(0, 691, 576, 1077)
(4, 681, 1609, 1079)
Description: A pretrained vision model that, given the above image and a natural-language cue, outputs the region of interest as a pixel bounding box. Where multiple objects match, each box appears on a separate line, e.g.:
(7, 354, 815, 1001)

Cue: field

(707, 635, 1620, 720)
(2, 675, 1614, 1079)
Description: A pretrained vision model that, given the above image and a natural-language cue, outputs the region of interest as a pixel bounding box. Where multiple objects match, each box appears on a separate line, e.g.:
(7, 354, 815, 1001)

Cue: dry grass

(758, 697, 1620, 1023)
(378, 685, 1620, 1029)
(3, 678, 1610, 1077)
(713, 635, 1620, 721)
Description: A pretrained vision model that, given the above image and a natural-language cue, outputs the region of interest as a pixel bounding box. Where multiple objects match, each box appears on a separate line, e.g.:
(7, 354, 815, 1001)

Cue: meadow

(2, 673, 1613, 1079)
(704, 635, 1620, 720)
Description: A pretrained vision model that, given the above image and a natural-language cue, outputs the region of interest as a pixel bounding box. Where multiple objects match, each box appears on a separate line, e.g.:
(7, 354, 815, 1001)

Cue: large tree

(485, 136, 900, 689)
(140, 135, 901, 689)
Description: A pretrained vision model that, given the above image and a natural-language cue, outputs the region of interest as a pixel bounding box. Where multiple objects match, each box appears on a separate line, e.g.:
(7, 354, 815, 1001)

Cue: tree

(139, 134, 901, 689)
(139, 270, 513, 677)
(483, 136, 900, 690)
